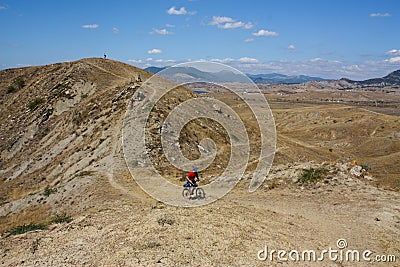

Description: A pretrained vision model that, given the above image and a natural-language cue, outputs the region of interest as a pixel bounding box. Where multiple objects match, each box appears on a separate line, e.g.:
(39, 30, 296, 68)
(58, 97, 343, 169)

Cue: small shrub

(31, 239, 39, 254)
(131, 160, 138, 167)
(15, 77, 25, 89)
(42, 186, 57, 197)
(10, 223, 47, 235)
(145, 241, 161, 249)
(151, 201, 166, 210)
(7, 85, 17, 93)
(361, 163, 370, 171)
(298, 168, 329, 184)
(28, 98, 43, 111)
(50, 213, 73, 224)
(76, 170, 94, 176)
(268, 181, 277, 190)
(157, 214, 175, 226)
(72, 109, 89, 125)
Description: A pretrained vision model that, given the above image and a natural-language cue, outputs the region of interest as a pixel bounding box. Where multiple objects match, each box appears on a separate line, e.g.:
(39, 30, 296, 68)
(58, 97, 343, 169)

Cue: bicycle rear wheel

(182, 188, 190, 199)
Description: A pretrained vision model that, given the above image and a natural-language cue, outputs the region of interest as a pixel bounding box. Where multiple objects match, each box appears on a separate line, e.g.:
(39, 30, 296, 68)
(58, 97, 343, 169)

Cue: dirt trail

(1, 161, 399, 266)
(85, 61, 130, 81)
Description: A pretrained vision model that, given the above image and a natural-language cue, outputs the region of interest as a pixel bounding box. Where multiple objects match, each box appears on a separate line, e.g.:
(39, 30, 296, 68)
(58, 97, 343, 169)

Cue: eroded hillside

(1, 58, 233, 232)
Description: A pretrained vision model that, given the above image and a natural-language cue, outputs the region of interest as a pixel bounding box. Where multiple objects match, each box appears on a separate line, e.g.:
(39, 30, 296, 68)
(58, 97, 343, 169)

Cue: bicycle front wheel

(195, 188, 205, 199)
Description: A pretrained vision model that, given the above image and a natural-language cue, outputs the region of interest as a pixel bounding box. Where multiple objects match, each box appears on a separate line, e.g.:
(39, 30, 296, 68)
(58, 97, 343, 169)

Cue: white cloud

(152, 59, 176, 63)
(239, 57, 259, 63)
(128, 58, 176, 67)
(0, 5, 7, 10)
(210, 58, 235, 63)
(342, 64, 361, 71)
(112, 27, 119, 34)
(148, 48, 162, 54)
(252, 29, 278, 37)
(82, 24, 99, 29)
(386, 57, 400, 63)
(288, 44, 296, 50)
(167, 6, 187, 15)
(165, 24, 175, 28)
(209, 16, 253, 29)
(149, 28, 173, 35)
(220, 21, 253, 29)
(370, 12, 391, 17)
(127, 59, 144, 64)
(244, 38, 254, 43)
(386, 49, 400, 56)
(210, 16, 234, 25)
(310, 57, 322, 62)
(167, 6, 196, 15)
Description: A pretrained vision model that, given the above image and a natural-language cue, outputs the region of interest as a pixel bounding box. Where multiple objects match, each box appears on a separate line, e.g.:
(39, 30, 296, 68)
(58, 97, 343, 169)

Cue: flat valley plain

(211, 85, 400, 190)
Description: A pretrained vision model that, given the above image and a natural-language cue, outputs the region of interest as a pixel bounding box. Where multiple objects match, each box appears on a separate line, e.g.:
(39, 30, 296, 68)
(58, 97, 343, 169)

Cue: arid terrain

(1, 58, 399, 266)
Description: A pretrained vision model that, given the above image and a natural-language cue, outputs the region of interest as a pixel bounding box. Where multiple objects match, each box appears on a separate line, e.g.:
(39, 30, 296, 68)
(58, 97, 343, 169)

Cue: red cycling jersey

(187, 171, 197, 181)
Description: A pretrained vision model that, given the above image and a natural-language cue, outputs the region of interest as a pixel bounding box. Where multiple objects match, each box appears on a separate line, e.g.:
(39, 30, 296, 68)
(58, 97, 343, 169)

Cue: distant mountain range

(145, 66, 249, 83)
(144, 66, 331, 84)
(144, 66, 400, 87)
(248, 73, 330, 84)
(306, 69, 400, 90)
(144, 66, 167, 74)
(341, 70, 400, 87)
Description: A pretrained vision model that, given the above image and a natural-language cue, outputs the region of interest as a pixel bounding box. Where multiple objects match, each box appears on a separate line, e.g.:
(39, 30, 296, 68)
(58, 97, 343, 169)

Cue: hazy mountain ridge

(145, 66, 249, 83)
(144, 66, 330, 84)
(249, 73, 330, 84)
(343, 69, 400, 87)
(145, 66, 400, 88)
(305, 69, 400, 91)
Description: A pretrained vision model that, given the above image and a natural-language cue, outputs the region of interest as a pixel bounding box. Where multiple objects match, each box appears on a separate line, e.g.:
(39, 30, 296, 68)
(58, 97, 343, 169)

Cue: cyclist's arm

(186, 176, 194, 185)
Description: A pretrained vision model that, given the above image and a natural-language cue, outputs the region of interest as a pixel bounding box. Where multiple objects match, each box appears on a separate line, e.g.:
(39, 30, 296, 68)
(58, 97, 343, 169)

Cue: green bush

(28, 97, 43, 111)
(9, 223, 47, 235)
(361, 163, 370, 171)
(298, 168, 329, 184)
(42, 186, 57, 197)
(8, 213, 73, 236)
(50, 213, 73, 224)
(268, 181, 277, 190)
(15, 77, 25, 89)
(7, 85, 17, 93)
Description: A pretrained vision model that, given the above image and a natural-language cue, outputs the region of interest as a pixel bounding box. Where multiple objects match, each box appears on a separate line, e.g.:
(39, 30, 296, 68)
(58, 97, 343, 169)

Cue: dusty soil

(1, 159, 399, 266)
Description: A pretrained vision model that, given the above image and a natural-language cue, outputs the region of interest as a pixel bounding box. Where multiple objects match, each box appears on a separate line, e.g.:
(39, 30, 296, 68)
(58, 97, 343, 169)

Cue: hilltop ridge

(0, 57, 234, 232)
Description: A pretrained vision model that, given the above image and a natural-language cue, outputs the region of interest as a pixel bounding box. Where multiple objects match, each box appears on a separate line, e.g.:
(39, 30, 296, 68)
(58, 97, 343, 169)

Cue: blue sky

(0, 0, 399, 79)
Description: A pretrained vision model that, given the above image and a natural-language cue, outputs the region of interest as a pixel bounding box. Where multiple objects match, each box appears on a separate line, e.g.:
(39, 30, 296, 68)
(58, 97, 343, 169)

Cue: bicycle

(182, 181, 205, 200)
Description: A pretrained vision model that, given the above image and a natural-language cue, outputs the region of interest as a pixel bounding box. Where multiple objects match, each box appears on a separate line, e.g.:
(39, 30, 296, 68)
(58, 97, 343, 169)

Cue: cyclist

(186, 167, 200, 198)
